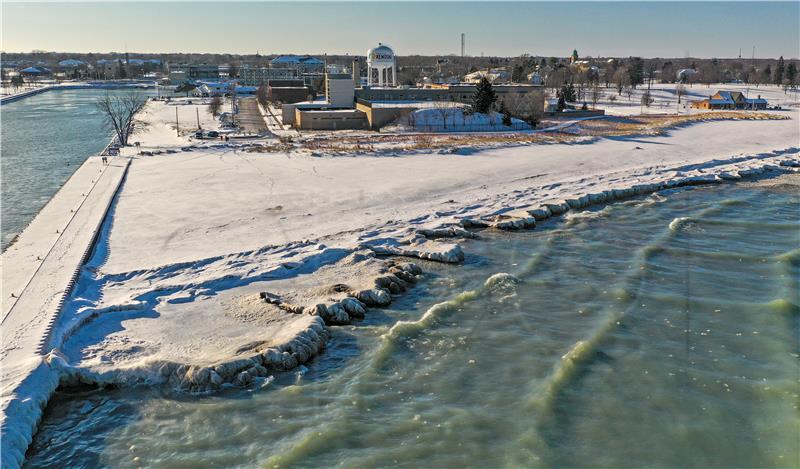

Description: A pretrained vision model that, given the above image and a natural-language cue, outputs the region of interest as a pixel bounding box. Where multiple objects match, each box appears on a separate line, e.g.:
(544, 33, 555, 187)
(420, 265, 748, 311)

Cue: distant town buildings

(167, 63, 219, 83)
(464, 68, 510, 84)
(239, 67, 298, 87)
(270, 55, 325, 74)
(19, 66, 51, 77)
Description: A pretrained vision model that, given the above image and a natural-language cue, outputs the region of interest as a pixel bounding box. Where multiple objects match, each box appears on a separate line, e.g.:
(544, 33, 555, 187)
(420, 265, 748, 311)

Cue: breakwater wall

(0, 82, 156, 105)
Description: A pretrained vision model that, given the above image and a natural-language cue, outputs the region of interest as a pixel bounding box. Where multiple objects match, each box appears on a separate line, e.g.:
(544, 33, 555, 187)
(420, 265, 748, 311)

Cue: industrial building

(269, 84, 313, 104)
(326, 73, 356, 107)
(239, 66, 299, 87)
(354, 83, 541, 105)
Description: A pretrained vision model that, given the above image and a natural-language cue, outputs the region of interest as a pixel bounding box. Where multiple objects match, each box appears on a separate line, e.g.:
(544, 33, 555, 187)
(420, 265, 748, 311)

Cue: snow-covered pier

(0, 81, 155, 105)
(0, 155, 133, 468)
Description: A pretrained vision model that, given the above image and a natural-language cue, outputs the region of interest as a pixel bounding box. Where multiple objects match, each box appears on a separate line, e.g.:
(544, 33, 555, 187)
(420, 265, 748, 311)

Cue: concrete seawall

(0, 155, 134, 469)
(0, 82, 155, 105)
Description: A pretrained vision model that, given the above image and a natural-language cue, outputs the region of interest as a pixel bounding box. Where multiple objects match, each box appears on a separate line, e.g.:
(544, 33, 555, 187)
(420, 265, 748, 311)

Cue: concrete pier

(0, 155, 132, 468)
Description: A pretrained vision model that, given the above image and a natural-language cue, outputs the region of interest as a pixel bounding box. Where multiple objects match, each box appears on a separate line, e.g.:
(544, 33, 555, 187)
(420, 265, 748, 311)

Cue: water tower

(367, 43, 396, 87)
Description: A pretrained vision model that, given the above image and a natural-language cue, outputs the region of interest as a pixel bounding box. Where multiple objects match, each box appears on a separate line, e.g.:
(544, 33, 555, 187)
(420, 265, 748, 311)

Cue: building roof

(270, 55, 324, 66)
(58, 59, 85, 67)
(716, 90, 744, 102)
(368, 44, 395, 56)
(20, 66, 49, 74)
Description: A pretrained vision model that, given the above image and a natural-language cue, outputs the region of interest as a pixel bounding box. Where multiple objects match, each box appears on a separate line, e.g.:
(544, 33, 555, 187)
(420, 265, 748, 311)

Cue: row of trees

(406, 77, 543, 131)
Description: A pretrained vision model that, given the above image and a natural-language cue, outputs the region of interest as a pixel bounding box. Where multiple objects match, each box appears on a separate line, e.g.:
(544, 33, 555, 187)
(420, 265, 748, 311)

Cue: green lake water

(1, 88, 154, 249)
(25, 176, 799, 468)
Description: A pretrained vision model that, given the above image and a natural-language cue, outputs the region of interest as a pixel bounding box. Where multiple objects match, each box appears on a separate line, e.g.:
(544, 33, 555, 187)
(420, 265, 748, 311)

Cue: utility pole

(196, 107, 200, 129)
(231, 87, 236, 126)
(175, 107, 179, 136)
(461, 33, 465, 58)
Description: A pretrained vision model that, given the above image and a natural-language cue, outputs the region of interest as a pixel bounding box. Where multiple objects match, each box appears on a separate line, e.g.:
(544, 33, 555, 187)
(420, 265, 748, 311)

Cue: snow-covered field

(386, 107, 531, 132)
(120, 96, 227, 153)
(577, 82, 799, 116)
(2, 83, 799, 467)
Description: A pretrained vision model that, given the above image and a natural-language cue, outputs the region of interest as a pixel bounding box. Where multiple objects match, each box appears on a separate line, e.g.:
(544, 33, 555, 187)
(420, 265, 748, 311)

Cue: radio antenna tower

(461, 33, 465, 57)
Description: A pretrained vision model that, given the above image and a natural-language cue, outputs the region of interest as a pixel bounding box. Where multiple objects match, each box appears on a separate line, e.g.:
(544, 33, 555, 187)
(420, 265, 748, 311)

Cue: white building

(367, 43, 396, 87)
(325, 73, 355, 107)
(464, 68, 510, 84)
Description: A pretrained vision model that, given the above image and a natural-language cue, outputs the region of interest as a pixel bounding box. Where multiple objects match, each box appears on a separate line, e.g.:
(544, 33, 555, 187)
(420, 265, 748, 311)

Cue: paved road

(236, 97, 271, 136)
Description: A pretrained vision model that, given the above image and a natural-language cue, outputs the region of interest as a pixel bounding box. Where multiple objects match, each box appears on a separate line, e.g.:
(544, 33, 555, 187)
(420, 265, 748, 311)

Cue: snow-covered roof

(20, 66, 49, 74)
(270, 55, 324, 66)
(368, 44, 395, 57)
(58, 59, 84, 67)
(370, 100, 468, 109)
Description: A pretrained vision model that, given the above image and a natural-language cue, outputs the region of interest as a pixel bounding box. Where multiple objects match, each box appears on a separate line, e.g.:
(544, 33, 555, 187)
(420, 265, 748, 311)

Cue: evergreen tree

(559, 82, 577, 103)
(556, 83, 576, 111)
(473, 77, 497, 114)
(499, 100, 512, 126)
(511, 64, 525, 83)
(556, 92, 566, 112)
(786, 62, 797, 84)
(627, 57, 644, 88)
(774, 56, 785, 84)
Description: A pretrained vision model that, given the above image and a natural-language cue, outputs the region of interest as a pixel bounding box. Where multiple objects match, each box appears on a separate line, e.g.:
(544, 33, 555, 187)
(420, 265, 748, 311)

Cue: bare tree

(11, 75, 24, 91)
(405, 110, 417, 130)
(624, 86, 634, 103)
(95, 92, 148, 146)
(590, 83, 603, 109)
(503, 92, 544, 128)
(256, 84, 268, 108)
(675, 83, 686, 105)
(208, 95, 223, 119)
(433, 101, 458, 130)
(613, 67, 630, 95)
(640, 90, 654, 108)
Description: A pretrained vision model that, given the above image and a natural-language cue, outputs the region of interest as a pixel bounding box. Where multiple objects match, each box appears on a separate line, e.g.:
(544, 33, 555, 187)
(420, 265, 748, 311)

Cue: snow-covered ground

(120, 97, 227, 154)
(2, 83, 799, 467)
(574, 82, 800, 116)
(386, 107, 530, 132)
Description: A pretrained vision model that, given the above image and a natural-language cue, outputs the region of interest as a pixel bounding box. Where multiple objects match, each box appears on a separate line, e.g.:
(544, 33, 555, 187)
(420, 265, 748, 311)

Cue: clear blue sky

(2, 2, 798, 58)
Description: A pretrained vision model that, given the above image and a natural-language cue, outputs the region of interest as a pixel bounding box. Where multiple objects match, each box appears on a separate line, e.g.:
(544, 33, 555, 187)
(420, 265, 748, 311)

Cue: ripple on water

(24, 176, 800, 468)
(1, 88, 155, 249)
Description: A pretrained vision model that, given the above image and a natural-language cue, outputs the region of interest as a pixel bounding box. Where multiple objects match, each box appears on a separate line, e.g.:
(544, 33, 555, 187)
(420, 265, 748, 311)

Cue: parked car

(207, 131, 219, 138)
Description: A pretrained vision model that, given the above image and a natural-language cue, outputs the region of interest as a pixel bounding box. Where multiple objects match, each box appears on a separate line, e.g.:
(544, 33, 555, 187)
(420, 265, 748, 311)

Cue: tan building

(295, 108, 369, 130)
(690, 90, 768, 110)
